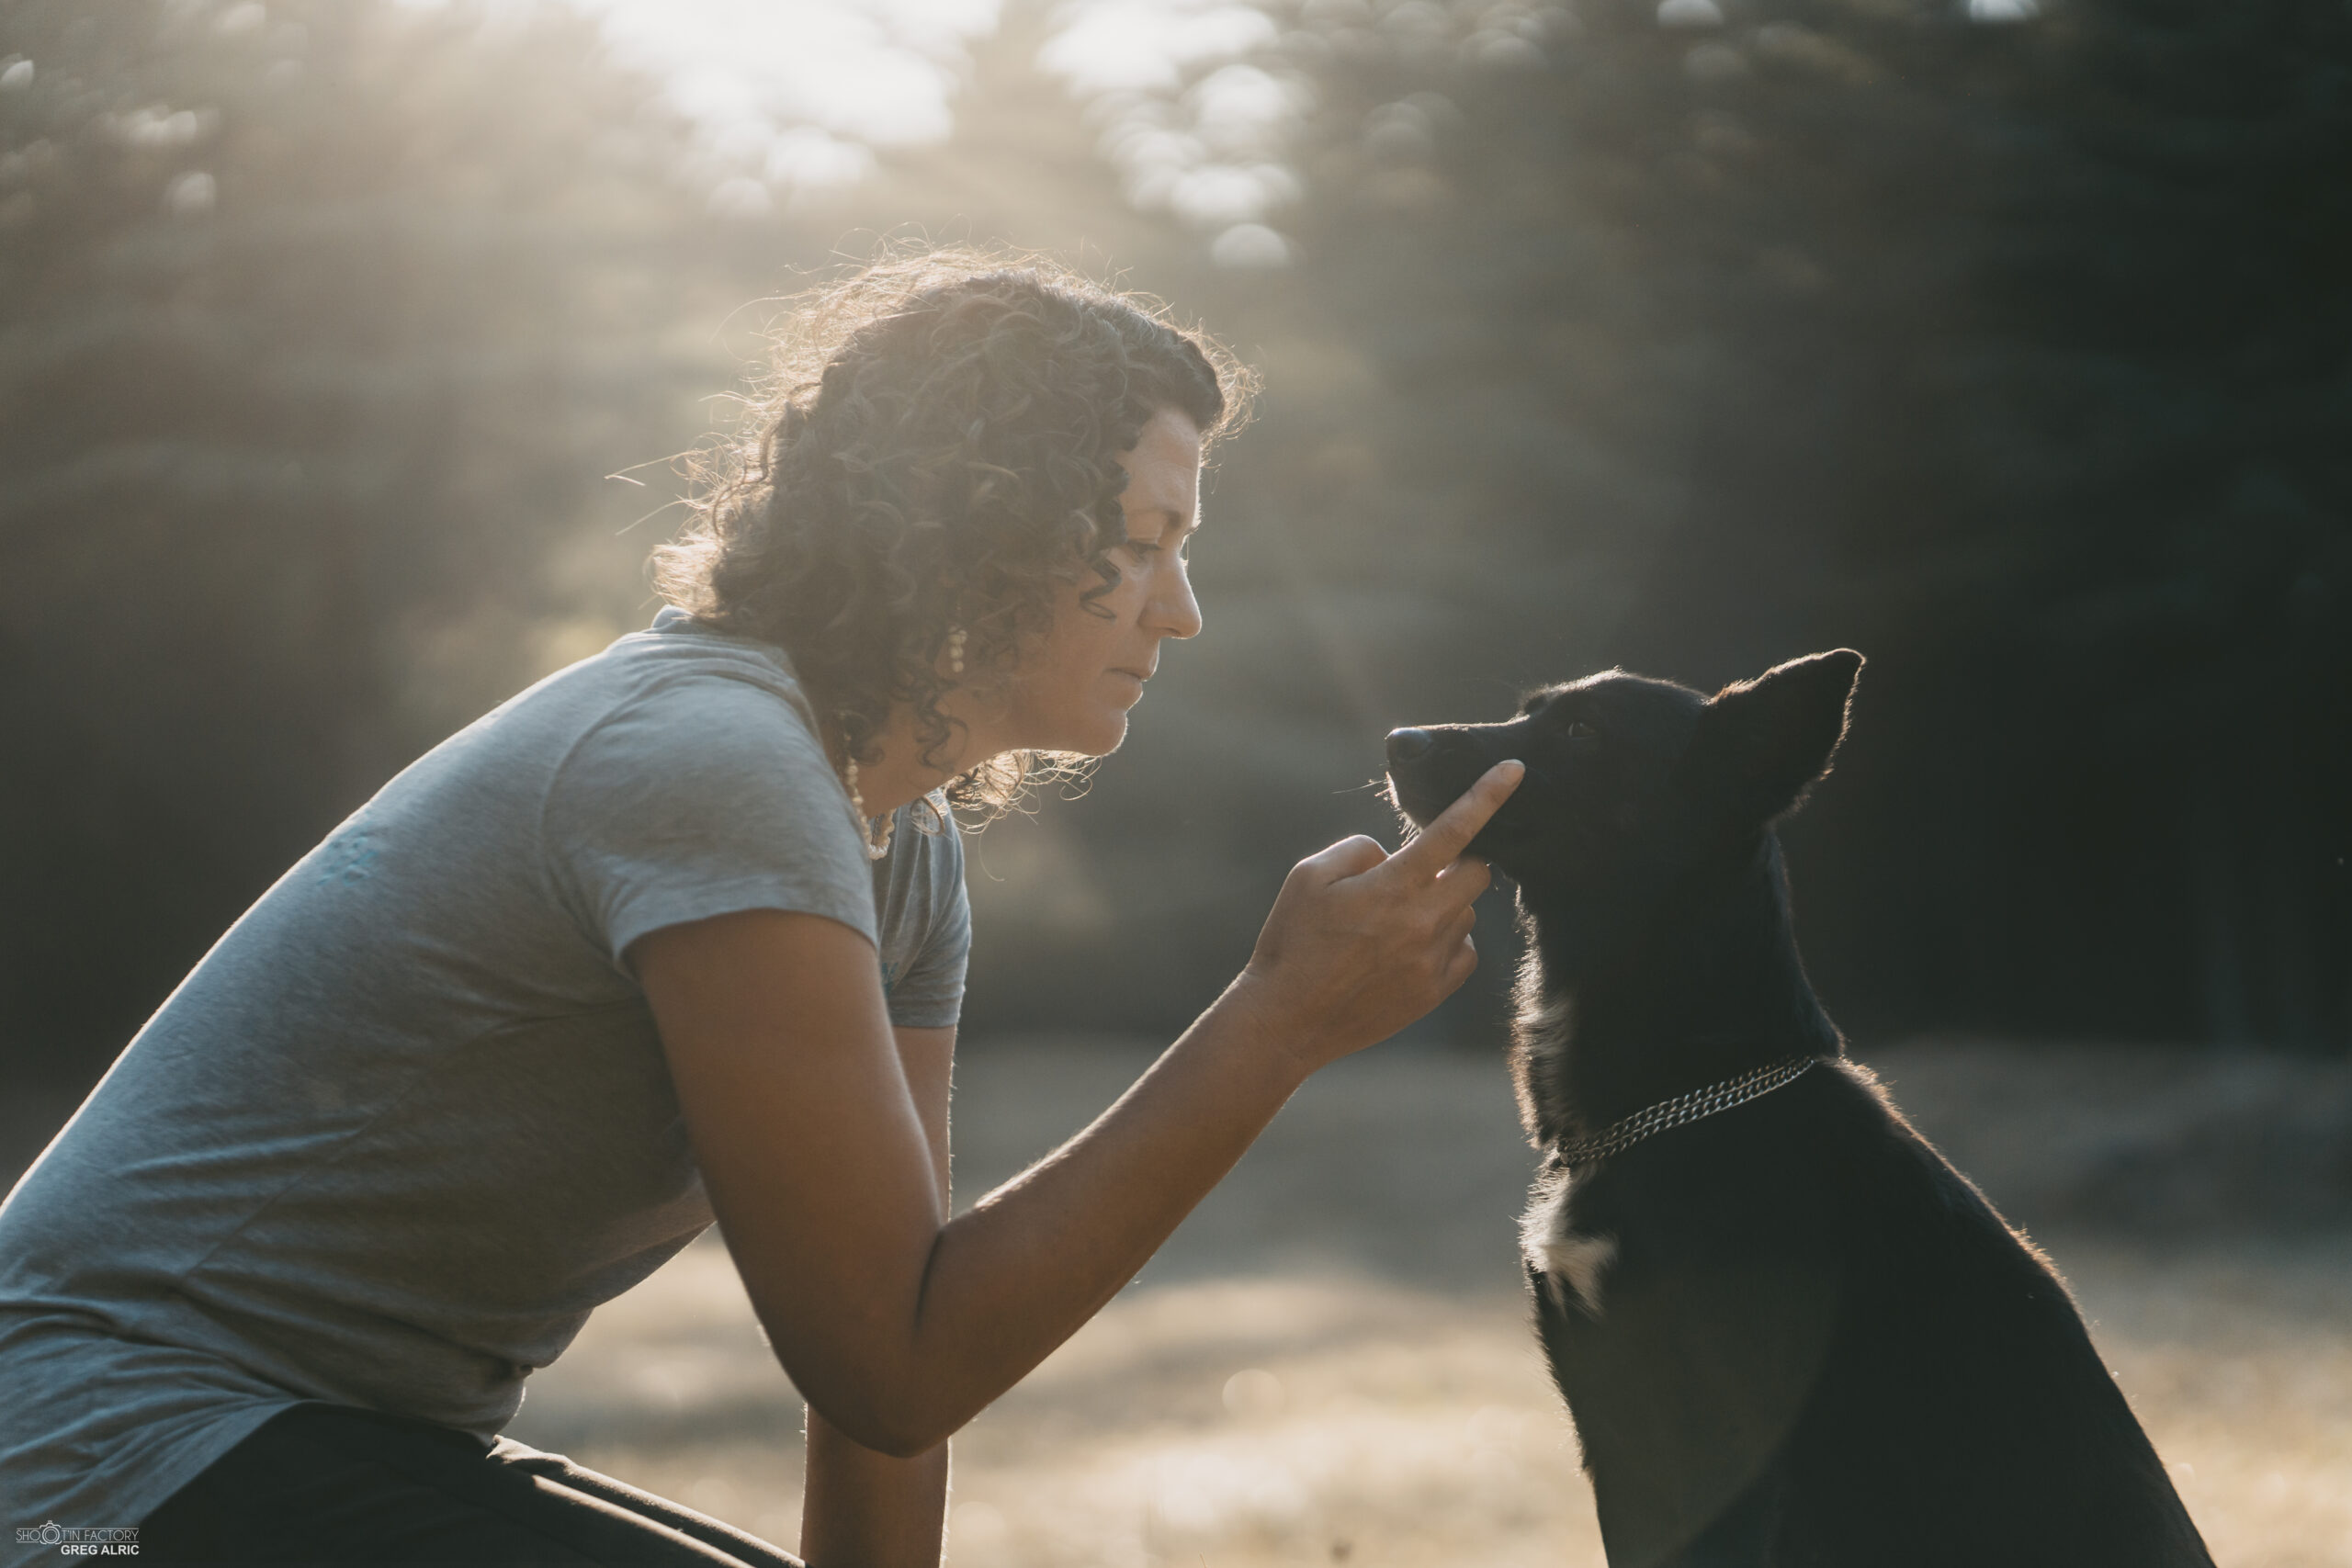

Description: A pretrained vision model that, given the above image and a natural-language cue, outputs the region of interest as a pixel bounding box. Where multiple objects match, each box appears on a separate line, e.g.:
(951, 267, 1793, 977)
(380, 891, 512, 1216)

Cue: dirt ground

(504, 1037, 2352, 1567)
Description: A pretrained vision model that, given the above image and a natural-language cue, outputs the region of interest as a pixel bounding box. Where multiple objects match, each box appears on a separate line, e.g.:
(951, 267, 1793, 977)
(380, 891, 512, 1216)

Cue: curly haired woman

(0, 252, 1521, 1568)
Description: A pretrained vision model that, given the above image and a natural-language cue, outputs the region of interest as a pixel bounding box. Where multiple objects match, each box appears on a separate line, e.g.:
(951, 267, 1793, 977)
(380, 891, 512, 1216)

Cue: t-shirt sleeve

(876, 801, 971, 1031)
(542, 672, 879, 970)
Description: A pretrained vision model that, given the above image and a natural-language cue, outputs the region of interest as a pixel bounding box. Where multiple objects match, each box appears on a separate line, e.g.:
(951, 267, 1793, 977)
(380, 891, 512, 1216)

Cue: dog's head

(1384, 649, 1863, 908)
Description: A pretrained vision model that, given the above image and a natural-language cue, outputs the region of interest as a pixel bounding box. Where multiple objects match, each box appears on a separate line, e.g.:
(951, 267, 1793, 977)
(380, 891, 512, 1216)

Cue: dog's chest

(1511, 987, 1621, 1314)
(1521, 1165, 1617, 1314)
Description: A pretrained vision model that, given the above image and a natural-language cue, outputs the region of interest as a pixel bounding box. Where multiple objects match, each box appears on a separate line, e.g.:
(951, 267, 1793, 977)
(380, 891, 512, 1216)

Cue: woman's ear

(1693, 649, 1864, 825)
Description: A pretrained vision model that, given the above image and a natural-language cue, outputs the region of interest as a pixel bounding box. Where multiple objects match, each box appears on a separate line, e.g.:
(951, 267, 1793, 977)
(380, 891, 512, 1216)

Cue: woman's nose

(1385, 728, 1436, 765)
(1154, 561, 1204, 640)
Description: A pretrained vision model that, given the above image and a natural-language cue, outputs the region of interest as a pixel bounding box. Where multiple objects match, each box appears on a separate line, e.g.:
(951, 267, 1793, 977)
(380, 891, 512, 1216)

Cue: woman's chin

(1050, 711, 1129, 758)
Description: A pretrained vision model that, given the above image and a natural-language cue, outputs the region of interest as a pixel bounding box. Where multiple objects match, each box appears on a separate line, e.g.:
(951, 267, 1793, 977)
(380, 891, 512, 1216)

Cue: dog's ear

(1690, 649, 1864, 824)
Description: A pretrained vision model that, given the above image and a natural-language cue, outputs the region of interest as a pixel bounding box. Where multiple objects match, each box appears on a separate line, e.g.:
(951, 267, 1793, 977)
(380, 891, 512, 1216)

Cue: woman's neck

(832, 695, 1001, 818)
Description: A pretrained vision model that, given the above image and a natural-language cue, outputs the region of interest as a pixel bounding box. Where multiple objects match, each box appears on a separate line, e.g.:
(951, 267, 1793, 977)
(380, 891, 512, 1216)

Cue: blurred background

(6, 0, 2349, 1075)
(3, 0, 2349, 1561)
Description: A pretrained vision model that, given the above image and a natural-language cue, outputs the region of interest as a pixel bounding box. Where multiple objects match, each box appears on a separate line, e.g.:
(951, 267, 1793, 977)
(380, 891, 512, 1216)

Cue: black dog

(1385, 651, 2211, 1568)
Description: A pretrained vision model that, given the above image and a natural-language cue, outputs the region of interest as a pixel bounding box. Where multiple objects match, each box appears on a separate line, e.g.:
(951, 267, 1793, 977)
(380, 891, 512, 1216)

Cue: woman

(0, 253, 1520, 1568)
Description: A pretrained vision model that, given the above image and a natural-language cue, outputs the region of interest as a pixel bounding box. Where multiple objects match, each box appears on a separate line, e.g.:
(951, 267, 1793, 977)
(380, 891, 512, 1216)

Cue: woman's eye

(1116, 530, 1192, 565)
(1565, 721, 1599, 740)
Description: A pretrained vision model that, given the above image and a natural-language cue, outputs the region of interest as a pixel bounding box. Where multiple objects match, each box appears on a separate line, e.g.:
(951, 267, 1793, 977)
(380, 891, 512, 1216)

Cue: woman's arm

(797, 1025, 955, 1568)
(635, 761, 1520, 1461)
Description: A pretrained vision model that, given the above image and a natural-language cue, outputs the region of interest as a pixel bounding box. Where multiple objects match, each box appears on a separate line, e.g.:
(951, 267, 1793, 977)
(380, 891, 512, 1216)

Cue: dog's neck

(1511, 833, 1842, 1146)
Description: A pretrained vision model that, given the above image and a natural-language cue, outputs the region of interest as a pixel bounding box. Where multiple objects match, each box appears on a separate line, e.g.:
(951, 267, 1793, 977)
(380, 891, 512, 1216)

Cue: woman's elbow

(861, 1419, 954, 1461)
(794, 1366, 965, 1458)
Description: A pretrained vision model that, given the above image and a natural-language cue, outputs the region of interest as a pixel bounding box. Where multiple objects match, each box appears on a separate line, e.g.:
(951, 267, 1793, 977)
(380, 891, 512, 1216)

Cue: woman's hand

(1232, 760, 1524, 1072)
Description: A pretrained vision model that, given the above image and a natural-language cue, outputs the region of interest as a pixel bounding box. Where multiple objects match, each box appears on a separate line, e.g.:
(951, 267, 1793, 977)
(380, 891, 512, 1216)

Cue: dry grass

(503, 1037, 2352, 1567)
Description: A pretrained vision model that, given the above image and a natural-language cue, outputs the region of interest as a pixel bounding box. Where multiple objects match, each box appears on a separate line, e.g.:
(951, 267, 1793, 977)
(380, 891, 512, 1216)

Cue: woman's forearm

(744, 976, 1310, 1459)
(893, 980, 1312, 1438)
(791, 994, 1297, 1557)
(869, 779, 1518, 1446)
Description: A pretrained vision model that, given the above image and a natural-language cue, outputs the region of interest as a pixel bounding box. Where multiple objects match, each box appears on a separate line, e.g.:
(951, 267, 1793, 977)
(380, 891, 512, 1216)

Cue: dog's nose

(1385, 728, 1436, 765)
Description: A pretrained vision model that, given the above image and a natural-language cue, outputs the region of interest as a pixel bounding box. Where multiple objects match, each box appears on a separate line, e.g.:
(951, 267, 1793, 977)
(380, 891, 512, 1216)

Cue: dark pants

(140, 1402, 806, 1567)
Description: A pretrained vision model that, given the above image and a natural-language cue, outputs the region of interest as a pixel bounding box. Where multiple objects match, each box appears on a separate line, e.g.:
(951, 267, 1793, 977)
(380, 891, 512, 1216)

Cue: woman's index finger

(1392, 761, 1524, 877)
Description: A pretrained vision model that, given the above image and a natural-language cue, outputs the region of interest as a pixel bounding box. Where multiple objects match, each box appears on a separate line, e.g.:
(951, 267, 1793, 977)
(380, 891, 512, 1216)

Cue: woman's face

(999, 404, 1205, 757)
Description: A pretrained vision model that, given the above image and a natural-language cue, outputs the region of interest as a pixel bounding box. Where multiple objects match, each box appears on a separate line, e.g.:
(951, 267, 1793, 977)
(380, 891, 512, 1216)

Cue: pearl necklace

(840, 757, 893, 862)
(834, 627, 961, 864)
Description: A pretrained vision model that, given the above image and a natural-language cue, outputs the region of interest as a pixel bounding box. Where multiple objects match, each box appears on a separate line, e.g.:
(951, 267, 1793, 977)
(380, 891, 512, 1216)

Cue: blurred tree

(1931, 0, 2352, 1047)
(0, 0, 738, 1077)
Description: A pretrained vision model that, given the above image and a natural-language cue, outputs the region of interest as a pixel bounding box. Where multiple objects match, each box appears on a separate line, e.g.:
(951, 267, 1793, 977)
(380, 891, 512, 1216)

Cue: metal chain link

(1546, 1054, 1824, 1169)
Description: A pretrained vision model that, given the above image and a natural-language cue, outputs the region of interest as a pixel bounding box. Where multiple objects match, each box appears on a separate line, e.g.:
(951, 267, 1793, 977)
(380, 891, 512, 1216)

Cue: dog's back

(1385, 651, 2211, 1568)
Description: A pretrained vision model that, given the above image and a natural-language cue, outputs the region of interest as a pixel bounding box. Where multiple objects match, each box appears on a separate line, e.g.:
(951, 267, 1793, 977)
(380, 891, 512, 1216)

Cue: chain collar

(1545, 1054, 1825, 1170)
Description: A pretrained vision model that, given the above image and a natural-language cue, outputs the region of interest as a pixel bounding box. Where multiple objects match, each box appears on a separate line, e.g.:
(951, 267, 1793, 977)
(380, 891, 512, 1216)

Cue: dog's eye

(1565, 721, 1599, 740)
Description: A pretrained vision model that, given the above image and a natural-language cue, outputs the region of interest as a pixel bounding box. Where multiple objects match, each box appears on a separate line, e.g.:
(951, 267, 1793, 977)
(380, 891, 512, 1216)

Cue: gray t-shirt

(0, 609, 969, 1550)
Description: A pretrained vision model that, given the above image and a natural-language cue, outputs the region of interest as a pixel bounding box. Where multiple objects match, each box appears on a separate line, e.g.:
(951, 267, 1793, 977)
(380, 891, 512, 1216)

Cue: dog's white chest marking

(1513, 978, 1617, 1314)
(1521, 1169, 1617, 1315)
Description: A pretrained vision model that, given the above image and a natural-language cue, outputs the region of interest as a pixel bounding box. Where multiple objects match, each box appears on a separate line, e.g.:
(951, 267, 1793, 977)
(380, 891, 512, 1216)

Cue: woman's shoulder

(491, 609, 825, 770)
(895, 792, 966, 879)
(589, 607, 815, 714)
(415, 610, 814, 777)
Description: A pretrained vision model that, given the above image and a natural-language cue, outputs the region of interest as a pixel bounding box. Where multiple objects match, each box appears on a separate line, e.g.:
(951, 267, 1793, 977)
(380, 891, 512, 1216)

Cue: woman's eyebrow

(1130, 506, 1197, 534)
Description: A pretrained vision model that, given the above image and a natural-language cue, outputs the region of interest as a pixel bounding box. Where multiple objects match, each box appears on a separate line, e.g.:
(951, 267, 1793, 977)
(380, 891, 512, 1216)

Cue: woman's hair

(655, 247, 1254, 824)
